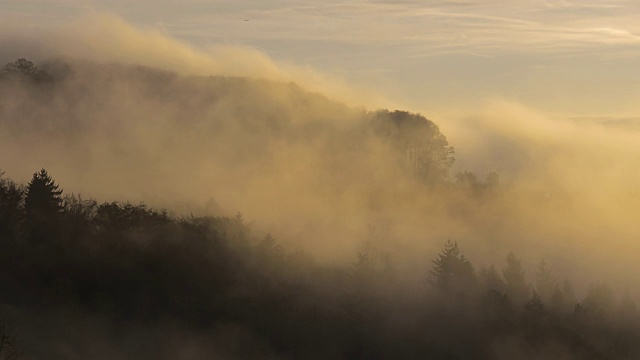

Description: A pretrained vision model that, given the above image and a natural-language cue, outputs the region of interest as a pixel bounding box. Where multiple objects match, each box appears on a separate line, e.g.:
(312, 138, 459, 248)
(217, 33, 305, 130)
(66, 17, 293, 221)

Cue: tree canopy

(429, 240, 476, 297)
(1, 58, 50, 81)
(0, 170, 637, 359)
(370, 110, 455, 184)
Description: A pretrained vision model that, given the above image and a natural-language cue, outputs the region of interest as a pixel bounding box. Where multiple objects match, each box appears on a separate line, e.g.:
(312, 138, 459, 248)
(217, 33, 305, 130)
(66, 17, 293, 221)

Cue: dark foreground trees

(0, 169, 638, 360)
(0, 172, 22, 242)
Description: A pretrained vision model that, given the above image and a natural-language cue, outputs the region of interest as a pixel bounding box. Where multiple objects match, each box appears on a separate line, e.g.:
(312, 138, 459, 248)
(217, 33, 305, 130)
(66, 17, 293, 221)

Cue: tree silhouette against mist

(25, 169, 63, 245)
(0, 172, 23, 242)
(502, 252, 530, 306)
(535, 260, 558, 304)
(1, 59, 50, 82)
(371, 110, 455, 184)
(429, 240, 476, 298)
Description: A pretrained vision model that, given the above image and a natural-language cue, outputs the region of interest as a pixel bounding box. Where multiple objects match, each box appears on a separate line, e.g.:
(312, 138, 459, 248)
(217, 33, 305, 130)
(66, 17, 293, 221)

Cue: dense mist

(2, 51, 639, 291)
(1, 13, 640, 360)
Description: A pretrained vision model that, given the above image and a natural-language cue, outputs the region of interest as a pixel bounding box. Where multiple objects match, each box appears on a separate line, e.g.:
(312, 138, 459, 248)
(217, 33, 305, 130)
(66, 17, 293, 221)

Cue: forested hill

(1, 169, 639, 359)
(0, 58, 475, 261)
(0, 58, 459, 206)
(2, 59, 639, 359)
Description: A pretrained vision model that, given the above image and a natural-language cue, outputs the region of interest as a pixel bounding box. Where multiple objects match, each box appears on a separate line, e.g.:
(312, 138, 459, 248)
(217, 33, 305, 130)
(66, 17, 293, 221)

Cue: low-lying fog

(2, 14, 639, 297)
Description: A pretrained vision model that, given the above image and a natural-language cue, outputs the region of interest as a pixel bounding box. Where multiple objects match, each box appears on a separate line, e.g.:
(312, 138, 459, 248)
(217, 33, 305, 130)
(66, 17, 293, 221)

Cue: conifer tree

(502, 252, 529, 306)
(25, 169, 63, 245)
(430, 240, 476, 297)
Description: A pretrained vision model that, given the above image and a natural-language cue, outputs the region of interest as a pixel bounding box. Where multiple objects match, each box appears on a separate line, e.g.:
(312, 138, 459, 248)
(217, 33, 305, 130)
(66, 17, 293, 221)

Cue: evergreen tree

(479, 265, 506, 293)
(429, 240, 476, 297)
(523, 291, 548, 344)
(502, 252, 529, 306)
(535, 260, 558, 304)
(24, 169, 63, 245)
(583, 282, 615, 317)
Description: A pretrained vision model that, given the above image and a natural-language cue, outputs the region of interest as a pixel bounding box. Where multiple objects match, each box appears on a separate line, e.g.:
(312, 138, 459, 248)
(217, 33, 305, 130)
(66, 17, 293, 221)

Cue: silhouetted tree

(502, 252, 529, 306)
(258, 233, 283, 254)
(583, 282, 615, 318)
(1, 58, 50, 81)
(61, 193, 98, 246)
(3, 59, 38, 75)
(481, 288, 513, 331)
(0, 172, 23, 243)
(523, 291, 548, 344)
(257, 233, 285, 273)
(371, 110, 454, 184)
(25, 169, 63, 245)
(429, 240, 476, 298)
(479, 265, 506, 293)
(535, 260, 558, 304)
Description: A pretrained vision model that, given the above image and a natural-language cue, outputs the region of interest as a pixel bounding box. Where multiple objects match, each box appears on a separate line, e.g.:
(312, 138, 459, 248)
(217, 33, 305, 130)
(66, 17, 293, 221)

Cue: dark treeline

(1, 169, 639, 360)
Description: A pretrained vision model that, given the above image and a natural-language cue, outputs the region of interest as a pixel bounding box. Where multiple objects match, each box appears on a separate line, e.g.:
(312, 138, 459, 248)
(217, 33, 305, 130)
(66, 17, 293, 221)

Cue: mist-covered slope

(2, 57, 640, 289)
(0, 59, 462, 261)
(2, 57, 640, 359)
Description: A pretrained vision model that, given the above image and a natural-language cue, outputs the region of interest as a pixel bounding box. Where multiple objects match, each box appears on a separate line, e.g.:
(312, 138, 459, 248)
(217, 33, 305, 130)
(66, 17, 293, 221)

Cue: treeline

(0, 169, 638, 359)
(0, 58, 463, 187)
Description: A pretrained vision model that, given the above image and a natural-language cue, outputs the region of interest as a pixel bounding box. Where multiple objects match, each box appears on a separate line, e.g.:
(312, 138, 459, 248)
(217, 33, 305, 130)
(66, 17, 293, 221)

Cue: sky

(1, 0, 640, 119)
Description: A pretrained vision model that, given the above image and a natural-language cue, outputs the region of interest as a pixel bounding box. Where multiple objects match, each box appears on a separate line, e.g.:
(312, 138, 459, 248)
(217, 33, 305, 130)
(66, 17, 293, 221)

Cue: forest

(1, 59, 639, 359)
(1, 168, 639, 359)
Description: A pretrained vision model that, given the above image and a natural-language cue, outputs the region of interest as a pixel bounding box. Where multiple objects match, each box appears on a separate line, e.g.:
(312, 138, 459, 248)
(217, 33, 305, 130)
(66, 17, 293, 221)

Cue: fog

(443, 101, 640, 290)
(2, 13, 640, 297)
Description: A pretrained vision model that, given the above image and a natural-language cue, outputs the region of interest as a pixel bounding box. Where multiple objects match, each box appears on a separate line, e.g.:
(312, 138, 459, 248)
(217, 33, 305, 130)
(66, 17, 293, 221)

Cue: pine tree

(429, 240, 476, 297)
(582, 282, 614, 317)
(479, 265, 506, 293)
(25, 169, 63, 245)
(502, 252, 529, 306)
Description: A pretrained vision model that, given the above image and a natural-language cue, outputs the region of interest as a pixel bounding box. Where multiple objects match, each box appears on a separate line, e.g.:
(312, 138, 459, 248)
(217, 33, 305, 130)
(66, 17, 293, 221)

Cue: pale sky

(2, 0, 640, 117)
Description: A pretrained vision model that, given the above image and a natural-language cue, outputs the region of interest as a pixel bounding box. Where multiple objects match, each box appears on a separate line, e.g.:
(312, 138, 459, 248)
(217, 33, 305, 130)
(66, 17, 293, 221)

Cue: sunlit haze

(1, 2, 640, 359)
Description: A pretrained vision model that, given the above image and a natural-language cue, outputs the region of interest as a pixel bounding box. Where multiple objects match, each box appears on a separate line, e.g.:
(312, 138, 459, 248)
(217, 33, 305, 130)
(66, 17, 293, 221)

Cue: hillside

(1, 59, 640, 359)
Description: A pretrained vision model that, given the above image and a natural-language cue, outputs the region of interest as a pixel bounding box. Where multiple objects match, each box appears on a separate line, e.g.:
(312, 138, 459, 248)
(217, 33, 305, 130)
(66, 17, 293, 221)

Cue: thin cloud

(5, 0, 636, 59)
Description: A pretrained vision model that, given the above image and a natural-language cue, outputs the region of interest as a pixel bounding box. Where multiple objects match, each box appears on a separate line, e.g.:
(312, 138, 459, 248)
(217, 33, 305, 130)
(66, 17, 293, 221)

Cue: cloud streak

(4, 0, 639, 56)
(3, 0, 640, 117)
